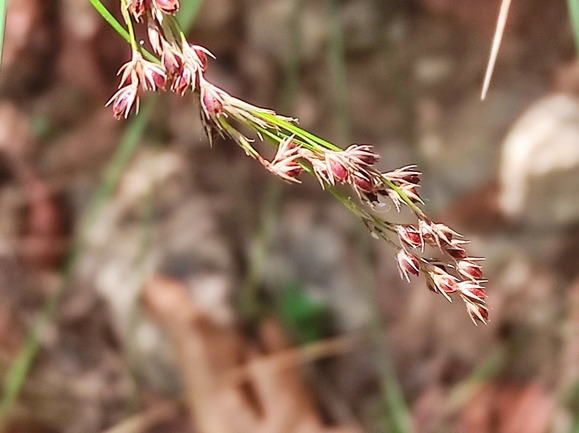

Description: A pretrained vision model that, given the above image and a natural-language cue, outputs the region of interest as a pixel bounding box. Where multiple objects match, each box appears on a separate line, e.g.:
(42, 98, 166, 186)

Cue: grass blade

(0, 0, 7, 69)
(568, 0, 579, 55)
(481, 0, 512, 100)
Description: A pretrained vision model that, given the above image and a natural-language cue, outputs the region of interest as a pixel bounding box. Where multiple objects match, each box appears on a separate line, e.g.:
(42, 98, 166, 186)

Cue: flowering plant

(106, 0, 488, 324)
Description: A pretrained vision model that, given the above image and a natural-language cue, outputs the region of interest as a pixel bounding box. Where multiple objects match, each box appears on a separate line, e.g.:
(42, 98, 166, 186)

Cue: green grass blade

(0, 0, 6, 69)
(568, 0, 579, 55)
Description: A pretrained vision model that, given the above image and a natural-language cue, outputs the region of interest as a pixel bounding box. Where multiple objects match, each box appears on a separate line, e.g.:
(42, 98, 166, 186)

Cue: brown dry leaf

(460, 382, 554, 433)
(101, 401, 178, 433)
(144, 276, 360, 433)
(145, 276, 243, 433)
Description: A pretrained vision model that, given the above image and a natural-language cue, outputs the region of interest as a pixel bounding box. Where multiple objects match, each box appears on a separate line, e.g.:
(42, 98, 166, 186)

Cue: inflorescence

(107, 0, 488, 324)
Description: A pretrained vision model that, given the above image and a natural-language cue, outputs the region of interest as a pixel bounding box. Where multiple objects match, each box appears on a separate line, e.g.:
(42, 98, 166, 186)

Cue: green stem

(255, 112, 342, 152)
(120, 0, 139, 51)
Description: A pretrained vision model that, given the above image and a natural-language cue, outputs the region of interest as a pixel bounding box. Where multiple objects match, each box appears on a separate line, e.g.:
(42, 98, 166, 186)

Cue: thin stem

(120, 0, 138, 51)
(218, 117, 262, 160)
(255, 111, 342, 152)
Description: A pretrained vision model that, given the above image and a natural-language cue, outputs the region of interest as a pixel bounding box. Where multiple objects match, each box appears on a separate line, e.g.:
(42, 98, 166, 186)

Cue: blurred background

(1, 0, 579, 432)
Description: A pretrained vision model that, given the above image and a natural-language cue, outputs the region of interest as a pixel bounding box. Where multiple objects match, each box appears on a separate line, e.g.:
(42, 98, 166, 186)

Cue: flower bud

(148, 22, 163, 55)
(458, 281, 487, 302)
(352, 171, 375, 194)
(397, 249, 420, 282)
(465, 301, 489, 325)
(426, 265, 459, 301)
(384, 165, 422, 185)
(172, 66, 194, 95)
(141, 62, 167, 91)
(329, 158, 349, 183)
(400, 184, 422, 204)
(444, 243, 468, 260)
(162, 47, 184, 78)
(152, 0, 179, 14)
(396, 225, 422, 249)
(345, 144, 380, 166)
(193, 47, 208, 70)
(457, 260, 483, 280)
(127, 0, 146, 21)
(106, 83, 139, 119)
(202, 86, 223, 117)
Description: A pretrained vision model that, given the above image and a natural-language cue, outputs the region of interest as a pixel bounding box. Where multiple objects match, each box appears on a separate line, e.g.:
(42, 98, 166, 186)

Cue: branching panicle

(106, 0, 489, 324)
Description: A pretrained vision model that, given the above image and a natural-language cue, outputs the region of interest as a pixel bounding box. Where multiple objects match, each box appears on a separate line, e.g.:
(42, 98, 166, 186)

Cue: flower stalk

(101, 0, 489, 324)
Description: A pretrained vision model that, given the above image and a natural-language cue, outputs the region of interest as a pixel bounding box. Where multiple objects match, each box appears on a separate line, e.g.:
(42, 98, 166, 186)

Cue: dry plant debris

(144, 275, 361, 433)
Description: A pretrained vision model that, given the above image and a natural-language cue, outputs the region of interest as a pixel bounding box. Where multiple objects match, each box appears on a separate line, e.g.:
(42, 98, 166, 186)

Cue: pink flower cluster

(266, 137, 488, 324)
(107, 0, 209, 118)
